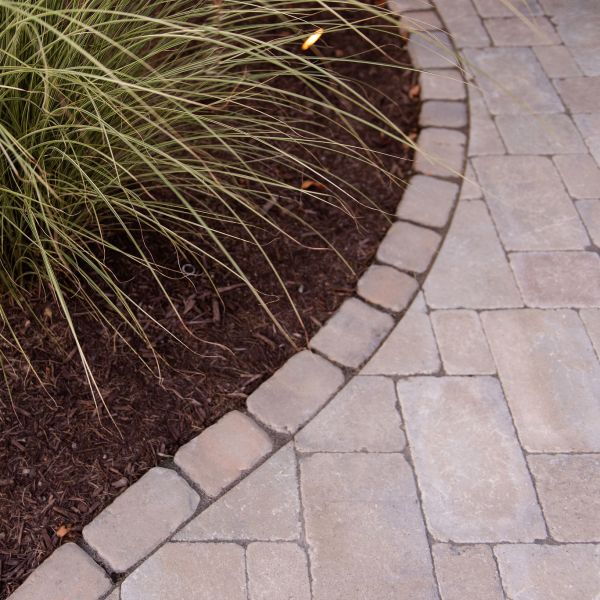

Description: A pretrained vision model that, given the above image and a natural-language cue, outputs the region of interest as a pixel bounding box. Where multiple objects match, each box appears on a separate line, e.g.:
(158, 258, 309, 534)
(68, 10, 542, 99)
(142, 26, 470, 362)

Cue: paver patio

(10, 0, 600, 598)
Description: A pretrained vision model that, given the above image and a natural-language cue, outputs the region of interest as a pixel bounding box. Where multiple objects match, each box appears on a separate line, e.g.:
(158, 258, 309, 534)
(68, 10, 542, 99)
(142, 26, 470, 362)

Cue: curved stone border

(9, 4, 471, 599)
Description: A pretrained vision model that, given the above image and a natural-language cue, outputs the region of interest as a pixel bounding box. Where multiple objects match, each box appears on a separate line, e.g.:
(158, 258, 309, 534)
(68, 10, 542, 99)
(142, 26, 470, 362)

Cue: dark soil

(0, 9, 419, 596)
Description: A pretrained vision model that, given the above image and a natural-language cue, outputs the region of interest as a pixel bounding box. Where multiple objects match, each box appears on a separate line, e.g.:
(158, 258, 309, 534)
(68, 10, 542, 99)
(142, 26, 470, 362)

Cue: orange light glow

(302, 28, 324, 51)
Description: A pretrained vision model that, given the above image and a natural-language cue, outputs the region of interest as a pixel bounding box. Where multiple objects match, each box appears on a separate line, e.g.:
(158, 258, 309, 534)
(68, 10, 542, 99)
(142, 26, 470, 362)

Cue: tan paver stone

(121, 543, 246, 600)
(247, 350, 344, 434)
(400, 10, 443, 32)
(580, 308, 600, 357)
(482, 309, 600, 452)
(420, 69, 466, 100)
(408, 31, 457, 70)
(534, 46, 582, 78)
(357, 265, 418, 312)
(309, 298, 394, 368)
(554, 154, 600, 198)
(301, 453, 437, 600)
(464, 48, 563, 114)
(495, 544, 600, 600)
(295, 376, 406, 452)
(398, 376, 545, 542)
(431, 310, 495, 374)
(9, 544, 111, 600)
(423, 201, 522, 308)
(473, 0, 542, 17)
(554, 76, 600, 113)
(420, 101, 468, 129)
(362, 293, 440, 375)
(433, 544, 504, 600)
(174, 411, 272, 497)
(83, 467, 199, 573)
(397, 174, 458, 227)
(496, 114, 586, 154)
(529, 454, 600, 542)
(484, 17, 559, 46)
(377, 221, 441, 273)
(468, 88, 506, 156)
(473, 155, 588, 250)
(510, 251, 600, 307)
(175, 444, 299, 542)
(246, 542, 311, 600)
(576, 199, 600, 245)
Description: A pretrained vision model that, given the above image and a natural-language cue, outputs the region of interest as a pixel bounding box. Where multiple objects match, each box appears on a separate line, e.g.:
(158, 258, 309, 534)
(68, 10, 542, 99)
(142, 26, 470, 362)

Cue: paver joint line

(12, 0, 600, 598)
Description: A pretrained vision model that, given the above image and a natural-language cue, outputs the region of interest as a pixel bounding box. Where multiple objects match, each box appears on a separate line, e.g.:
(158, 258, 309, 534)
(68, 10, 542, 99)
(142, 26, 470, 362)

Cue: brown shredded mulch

(0, 9, 419, 596)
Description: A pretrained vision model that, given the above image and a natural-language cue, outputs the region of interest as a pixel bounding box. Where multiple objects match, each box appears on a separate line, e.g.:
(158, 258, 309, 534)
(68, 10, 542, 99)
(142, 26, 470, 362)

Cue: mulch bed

(0, 8, 419, 596)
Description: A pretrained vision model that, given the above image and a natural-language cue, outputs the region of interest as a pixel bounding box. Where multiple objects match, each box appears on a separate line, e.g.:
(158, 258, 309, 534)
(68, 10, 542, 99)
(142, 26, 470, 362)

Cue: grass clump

(0, 0, 413, 405)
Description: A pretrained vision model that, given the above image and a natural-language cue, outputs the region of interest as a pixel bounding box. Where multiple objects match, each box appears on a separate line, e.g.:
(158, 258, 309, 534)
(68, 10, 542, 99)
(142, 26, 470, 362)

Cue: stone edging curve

(9, 3, 470, 598)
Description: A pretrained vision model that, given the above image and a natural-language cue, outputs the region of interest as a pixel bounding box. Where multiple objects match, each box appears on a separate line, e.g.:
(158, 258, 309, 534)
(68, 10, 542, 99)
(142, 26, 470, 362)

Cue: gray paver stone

(573, 113, 600, 167)
(433, 544, 504, 600)
(9, 544, 111, 600)
(83, 467, 199, 573)
(121, 543, 246, 600)
(247, 350, 343, 434)
(460, 161, 483, 200)
(295, 376, 406, 452)
(580, 308, 600, 358)
(246, 542, 311, 600)
(174, 411, 272, 497)
(533, 46, 582, 78)
(400, 10, 443, 32)
(301, 453, 437, 600)
(554, 77, 600, 112)
(408, 30, 457, 70)
(473, 0, 542, 17)
(482, 309, 600, 452)
(576, 199, 600, 246)
(420, 69, 466, 100)
(431, 310, 495, 374)
(377, 221, 441, 273)
(398, 376, 545, 542)
(529, 454, 600, 542)
(397, 174, 458, 228)
(357, 265, 418, 312)
(309, 298, 394, 368)
(442, 15, 491, 48)
(468, 88, 506, 156)
(510, 251, 600, 308)
(484, 17, 559, 46)
(495, 544, 600, 600)
(388, 0, 431, 12)
(420, 101, 468, 129)
(554, 153, 600, 198)
(414, 127, 466, 177)
(175, 444, 299, 542)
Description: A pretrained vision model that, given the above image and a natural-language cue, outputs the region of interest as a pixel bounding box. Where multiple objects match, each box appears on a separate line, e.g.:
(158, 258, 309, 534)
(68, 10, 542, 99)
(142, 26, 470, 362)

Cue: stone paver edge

(8, 5, 470, 598)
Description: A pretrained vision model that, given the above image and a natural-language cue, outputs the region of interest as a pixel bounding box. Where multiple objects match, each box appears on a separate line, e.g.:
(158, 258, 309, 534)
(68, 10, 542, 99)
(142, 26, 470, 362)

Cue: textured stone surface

(534, 45, 582, 77)
(400, 10, 443, 32)
(414, 127, 466, 177)
(420, 69, 466, 100)
(362, 293, 440, 376)
(496, 114, 586, 154)
(576, 199, 600, 245)
(247, 350, 343, 434)
(473, 155, 588, 250)
(246, 543, 311, 600)
(107, 591, 120, 600)
(580, 308, 600, 357)
(495, 544, 600, 600)
(468, 88, 505, 156)
(408, 30, 456, 69)
(473, 0, 542, 17)
(397, 175, 458, 228)
(420, 101, 468, 129)
(309, 298, 394, 368)
(357, 265, 418, 312)
(573, 113, 600, 167)
(554, 153, 600, 198)
(83, 467, 198, 573)
(433, 544, 504, 600)
(175, 444, 299, 542)
(295, 376, 406, 452)
(460, 161, 482, 200)
(529, 454, 600, 542)
(9, 544, 111, 600)
(510, 251, 600, 307)
(442, 15, 491, 48)
(424, 201, 522, 308)
(174, 411, 272, 497)
(482, 309, 600, 452)
(431, 310, 495, 374)
(388, 0, 430, 11)
(556, 12, 600, 75)
(121, 543, 246, 600)
(464, 47, 563, 114)
(301, 453, 437, 600)
(398, 376, 545, 542)
(554, 76, 600, 112)
(484, 16, 559, 46)
(377, 221, 441, 273)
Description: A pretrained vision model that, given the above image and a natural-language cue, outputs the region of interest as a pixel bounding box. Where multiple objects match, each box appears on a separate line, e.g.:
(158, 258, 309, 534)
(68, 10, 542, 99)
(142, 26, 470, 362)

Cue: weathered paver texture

(11, 1, 600, 599)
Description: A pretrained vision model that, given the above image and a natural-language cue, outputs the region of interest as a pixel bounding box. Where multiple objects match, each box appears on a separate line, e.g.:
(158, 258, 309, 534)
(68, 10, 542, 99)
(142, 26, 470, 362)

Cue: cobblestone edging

(11, 0, 600, 598)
